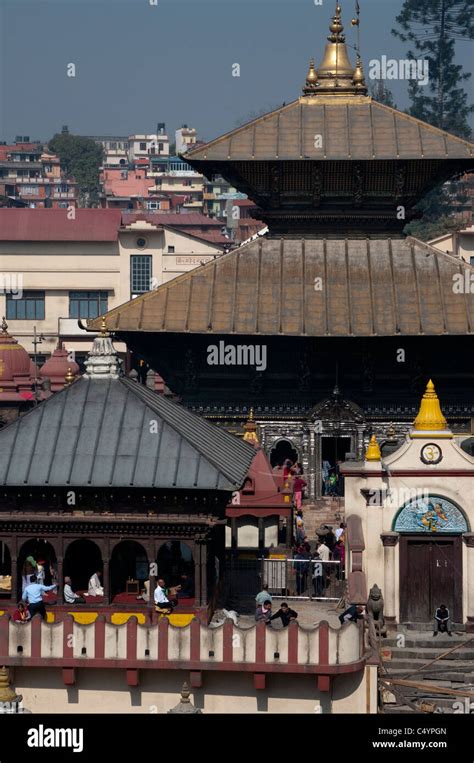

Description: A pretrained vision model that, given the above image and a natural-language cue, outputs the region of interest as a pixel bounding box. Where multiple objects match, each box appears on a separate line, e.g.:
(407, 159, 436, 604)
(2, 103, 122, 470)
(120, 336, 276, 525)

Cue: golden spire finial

(303, 2, 366, 97)
(1, 317, 8, 334)
(100, 316, 109, 336)
(0, 666, 19, 703)
(243, 407, 260, 446)
(365, 434, 381, 462)
(329, 3, 345, 43)
(64, 367, 75, 387)
(413, 379, 448, 431)
(302, 58, 318, 95)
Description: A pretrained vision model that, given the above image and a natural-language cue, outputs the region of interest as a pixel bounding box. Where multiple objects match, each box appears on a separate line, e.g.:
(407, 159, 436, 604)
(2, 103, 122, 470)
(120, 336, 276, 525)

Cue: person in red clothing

(293, 475, 307, 510)
(12, 601, 30, 623)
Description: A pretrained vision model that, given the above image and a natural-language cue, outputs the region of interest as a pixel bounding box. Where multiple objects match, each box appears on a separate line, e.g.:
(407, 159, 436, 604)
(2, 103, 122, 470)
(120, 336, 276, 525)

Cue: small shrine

(343, 380, 474, 627)
(0, 318, 51, 427)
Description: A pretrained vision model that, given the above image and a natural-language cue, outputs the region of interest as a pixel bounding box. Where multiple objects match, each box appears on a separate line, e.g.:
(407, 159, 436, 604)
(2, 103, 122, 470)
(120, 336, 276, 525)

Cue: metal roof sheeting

(89, 236, 474, 337)
(0, 377, 255, 489)
(184, 98, 474, 162)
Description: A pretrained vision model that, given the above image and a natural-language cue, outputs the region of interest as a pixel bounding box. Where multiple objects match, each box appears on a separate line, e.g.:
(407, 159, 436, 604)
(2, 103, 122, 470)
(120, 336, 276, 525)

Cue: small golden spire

(100, 316, 109, 336)
(64, 367, 75, 387)
(353, 55, 367, 93)
(0, 666, 20, 703)
(365, 434, 381, 462)
(1, 317, 8, 334)
(243, 407, 260, 446)
(413, 380, 448, 431)
(302, 58, 318, 95)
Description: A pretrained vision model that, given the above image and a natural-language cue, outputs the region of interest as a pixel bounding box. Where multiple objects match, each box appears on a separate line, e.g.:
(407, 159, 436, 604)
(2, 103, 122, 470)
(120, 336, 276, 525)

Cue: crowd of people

(293, 515, 346, 598)
(14, 552, 194, 622)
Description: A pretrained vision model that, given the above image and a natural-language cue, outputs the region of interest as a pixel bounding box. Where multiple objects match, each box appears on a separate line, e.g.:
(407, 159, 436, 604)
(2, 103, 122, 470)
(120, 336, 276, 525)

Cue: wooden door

(400, 536, 462, 622)
(401, 540, 431, 621)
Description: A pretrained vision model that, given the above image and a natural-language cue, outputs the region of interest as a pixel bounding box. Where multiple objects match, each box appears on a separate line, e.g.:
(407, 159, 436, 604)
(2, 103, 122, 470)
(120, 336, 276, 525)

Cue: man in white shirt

(317, 540, 330, 561)
(154, 578, 177, 612)
(63, 577, 85, 604)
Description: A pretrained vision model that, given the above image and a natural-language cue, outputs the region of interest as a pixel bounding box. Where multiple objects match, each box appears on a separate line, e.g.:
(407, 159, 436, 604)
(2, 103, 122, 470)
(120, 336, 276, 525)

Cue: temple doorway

(156, 541, 194, 588)
(18, 539, 57, 598)
(110, 541, 148, 597)
(399, 536, 462, 622)
(270, 439, 298, 468)
(64, 539, 103, 593)
(321, 436, 351, 496)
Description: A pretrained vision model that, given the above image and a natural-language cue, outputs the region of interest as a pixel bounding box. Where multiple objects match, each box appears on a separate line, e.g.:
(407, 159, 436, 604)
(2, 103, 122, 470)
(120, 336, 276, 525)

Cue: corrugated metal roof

(88, 236, 474, 337)
(184, 98, 474, 162)
(0, 376, 255, 489)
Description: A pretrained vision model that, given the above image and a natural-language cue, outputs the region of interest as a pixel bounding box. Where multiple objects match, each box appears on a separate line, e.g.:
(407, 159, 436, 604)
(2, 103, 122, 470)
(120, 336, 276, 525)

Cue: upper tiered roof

(182, 3, 473, 234)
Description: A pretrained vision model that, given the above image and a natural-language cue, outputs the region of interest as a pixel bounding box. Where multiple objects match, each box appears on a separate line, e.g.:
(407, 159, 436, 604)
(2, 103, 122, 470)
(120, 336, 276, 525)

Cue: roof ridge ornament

(302, 1, 368, 97)
(1, 317, 8, 335)
(84, 321, 122, 380)
(411, 379, 451, 437)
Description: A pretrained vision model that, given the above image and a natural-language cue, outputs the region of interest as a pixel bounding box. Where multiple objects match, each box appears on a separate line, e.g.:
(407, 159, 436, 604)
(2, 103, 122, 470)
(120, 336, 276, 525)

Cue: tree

(392, 0, 474, 139)
(47, 133, 103, 207)
(370, 80, 397, 108)
(392, 1, 473, 239)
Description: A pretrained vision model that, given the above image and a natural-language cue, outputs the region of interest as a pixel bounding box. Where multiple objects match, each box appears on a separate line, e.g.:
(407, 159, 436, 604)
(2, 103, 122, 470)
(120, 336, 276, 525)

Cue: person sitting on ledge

(12, 601, 31, 623)
(338, 604, 364, 626)
(268, 602, 298, 628)
(64, 577, 86, 605)
(154, 578, 177, 613)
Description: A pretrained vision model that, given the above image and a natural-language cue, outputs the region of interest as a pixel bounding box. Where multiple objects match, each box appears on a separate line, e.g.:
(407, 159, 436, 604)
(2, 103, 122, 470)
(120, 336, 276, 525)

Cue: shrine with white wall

(343, 381, 474, 629)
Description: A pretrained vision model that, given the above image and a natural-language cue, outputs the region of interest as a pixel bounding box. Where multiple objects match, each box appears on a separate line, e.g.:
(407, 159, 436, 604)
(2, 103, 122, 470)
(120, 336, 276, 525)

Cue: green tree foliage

(370, 80, 397, 108)
(48, 133, 103, 207)
(392, 0, 473, 239)
(392, 0, 474, 139)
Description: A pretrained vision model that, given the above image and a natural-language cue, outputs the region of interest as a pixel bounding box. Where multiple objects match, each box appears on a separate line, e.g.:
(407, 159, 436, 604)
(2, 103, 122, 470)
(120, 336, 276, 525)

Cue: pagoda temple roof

(183, 97, 473, 163)
(88, 236, 474, 337)
(0, 375, 255, 489)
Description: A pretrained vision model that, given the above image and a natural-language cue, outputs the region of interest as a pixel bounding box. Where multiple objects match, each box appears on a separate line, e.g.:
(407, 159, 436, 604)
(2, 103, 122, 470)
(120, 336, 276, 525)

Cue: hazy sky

(1, 0, 472, 144)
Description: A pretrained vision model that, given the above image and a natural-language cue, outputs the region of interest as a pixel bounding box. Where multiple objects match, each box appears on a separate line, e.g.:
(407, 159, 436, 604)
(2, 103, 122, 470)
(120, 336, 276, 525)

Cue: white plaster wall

(8, 621, 32, 658)
(104, 624, 127, 659)
(41, 622, 63, 659)
(12, 666, 369, 714)
(73, 623, 96, 660)
(200, 623, 223, 663)
(136, 623, 158, 661)
(264, 626, 289, 664)
(167, 624, 191, 661)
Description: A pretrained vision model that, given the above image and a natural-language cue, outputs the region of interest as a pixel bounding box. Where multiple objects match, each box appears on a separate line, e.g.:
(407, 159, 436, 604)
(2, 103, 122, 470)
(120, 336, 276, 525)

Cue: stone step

(384, 639, 471, 648)
(398, 622, 466, 632)
(385, 651, 474, 662)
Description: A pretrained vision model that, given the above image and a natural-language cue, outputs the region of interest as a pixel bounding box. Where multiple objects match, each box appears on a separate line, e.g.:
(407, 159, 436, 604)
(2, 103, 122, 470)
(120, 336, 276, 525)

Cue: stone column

(463, 533, 474, 632)
(380, 532, 399, 624)
(56, 557, 63, 600)
(310, 429, 316, 499)
(356, 426, 365, 460)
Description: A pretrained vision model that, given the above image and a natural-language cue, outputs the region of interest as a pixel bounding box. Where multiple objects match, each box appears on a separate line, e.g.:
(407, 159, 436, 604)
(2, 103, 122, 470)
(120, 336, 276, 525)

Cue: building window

(167, 246, 175, 253)
(139, 142, 147, 151)
(121, 170, 128, 179)
(158, 143, 164, 151)
(130, 255, 152, 295)
(136, 237, 147, 249)
(470, 256, 474, 266)
(147, 201, 159, 210)
(69, 291, 108, 319)
(6, 291, 45, 320)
